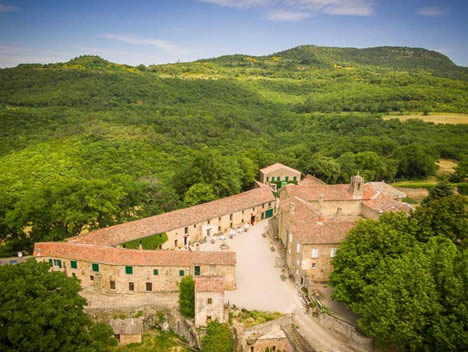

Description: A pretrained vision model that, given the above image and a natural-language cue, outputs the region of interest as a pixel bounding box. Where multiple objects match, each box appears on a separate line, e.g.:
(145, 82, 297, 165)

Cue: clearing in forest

(383, 112, 468, 124)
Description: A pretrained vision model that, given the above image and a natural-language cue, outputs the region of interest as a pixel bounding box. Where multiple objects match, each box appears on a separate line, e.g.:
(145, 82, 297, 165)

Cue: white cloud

(416, 7, 449, 17)
(100, 34, 189, 55)
(0, 3, 18, 13)
(267, 9, 310, 22)
(199, 0, 375, 20)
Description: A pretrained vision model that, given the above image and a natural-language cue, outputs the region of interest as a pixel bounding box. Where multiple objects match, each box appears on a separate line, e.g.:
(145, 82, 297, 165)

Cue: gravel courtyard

(199, 220, 296, 313)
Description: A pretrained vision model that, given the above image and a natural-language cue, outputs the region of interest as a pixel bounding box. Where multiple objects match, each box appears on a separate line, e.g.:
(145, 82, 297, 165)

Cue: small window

(242, 210, 244, 215)
(277, 176, 280, 181)
(293, 176, 297, 181)
(48, 259, 53, 265)
(268, 202, 271, 207)
(92, 263, 99, 272)
(57, 260, 62, 268)
(230, 222, 233, 228)
(184, 227, 188, 234)
(125, 266, 133, 275)
(251, 347, 254, 352)
(194, 266, 200, 276)
(312, 263, 317, 269)
(207, 298, 212, 304)
(266, 176, 269, 182)
(262, 204, 265, 209)
(286, 176, 289, 182)
(218, 217, 221, 221)
(110, 280, 115, 289)
(146, 282, 152, 292)
(312, 248, 319, 258)
(218, 226, 221, 231)
(330, 248, 337, 257)
(129, 282, 134, 291)
(194, 224, 196, 228)
(90, 275, 94, 281)
(207, 315, 212, 323)
(179, 270, 184, 277)
(153, 269, 159, 276)
(70, 260, 77, 269)
(72, 273, 76, 278)
(273, 346, 276, 351)
(229, 214, 233, 220)
(208, 220, 210, 225)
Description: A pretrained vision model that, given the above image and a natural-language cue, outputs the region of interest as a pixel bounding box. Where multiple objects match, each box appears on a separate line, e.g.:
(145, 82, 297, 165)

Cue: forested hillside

(1, 45, 467, 256)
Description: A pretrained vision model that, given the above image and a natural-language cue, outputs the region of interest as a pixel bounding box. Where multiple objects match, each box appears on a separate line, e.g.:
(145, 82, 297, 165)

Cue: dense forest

(1, 45, 467, 256)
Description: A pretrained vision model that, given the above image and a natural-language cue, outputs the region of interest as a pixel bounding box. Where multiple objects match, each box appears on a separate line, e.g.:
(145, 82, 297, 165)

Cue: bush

(201, 321, 233, 352)
(178, 276, 195, 318)
(458, 183, 468, 195)
(402, 196, 418, 204)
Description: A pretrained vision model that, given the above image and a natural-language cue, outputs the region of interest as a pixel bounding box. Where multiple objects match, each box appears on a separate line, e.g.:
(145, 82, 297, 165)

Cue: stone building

(259, 163, 301, 187)
(68, 185, 276, 250)
(34, 242, 236, 292)
(194, 276, 225, 327)
(278, 174, 412, 284)
(109, 317, 143, 345)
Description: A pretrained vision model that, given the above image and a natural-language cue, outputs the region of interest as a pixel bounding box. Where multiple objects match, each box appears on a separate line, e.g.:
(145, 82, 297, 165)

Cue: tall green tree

(178, 275, 195, 318)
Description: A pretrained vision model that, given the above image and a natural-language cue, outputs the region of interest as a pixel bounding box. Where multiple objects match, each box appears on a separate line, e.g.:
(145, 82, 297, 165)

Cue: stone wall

(195, 291, 224, 327)
(119, 334, 141, 345)
(317, 313, 373, 350)
(38, 257, 235, 293)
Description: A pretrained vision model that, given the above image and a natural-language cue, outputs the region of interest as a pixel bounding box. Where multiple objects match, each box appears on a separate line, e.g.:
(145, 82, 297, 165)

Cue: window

(277, 176, 280, 181)
(251, 347, 254, 352)
(208, 220, 210, 225)
(268, 202, 271, 207)
(207, 298, 212, 304)
(92, 263, 99, 272)
(184, 227, 188, 234)
(273, 346, 276, 351)
(146, 282, 152, 292)
(153, 269, 159, 275)
(293, 176, 297, 181)
(218, 217, 221, 221)
(53, 259, 62, 268)
(72, 273, 76, 278)
(312, 263, 317, 269)
(296, 243, 301, 253)
(179, 270, 184, 277)
(90, 275, 94, 281)
(70, 260, 77, 269)
(194, 224, 196, 228)
(312, 248, 319, 258)
(218, 226, 221, 231)
(194, 266, 200, 276)
(330, 248, 337, 257)
(230, 222, 233, 228)
(286, 176, 289, 182)
(242, 210, 244, 215)
(262, 204, 265, 209)
(129, 282, 134, 291)
(207, 315, 212, 323)
(48, 259, 53, 265)
(110, 280, 115, 289)
(125, 266, 133, 274)
(229, 214, 233, 220)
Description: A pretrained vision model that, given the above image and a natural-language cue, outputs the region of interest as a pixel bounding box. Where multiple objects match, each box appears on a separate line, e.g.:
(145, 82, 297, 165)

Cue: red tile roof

(280, 197, 358, 244)
(195, 276, 224, 293)
(299, 175, 325, 185)
(284, 183, 378, 201)
(259, 163, 301, 175)
(68, 187, 275, 246)
(34, 242, 236, 267)
(363, 199, 413, 214)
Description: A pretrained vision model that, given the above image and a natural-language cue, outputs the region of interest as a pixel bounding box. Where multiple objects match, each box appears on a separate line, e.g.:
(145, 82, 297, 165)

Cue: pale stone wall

(361, 204, 380, 220)
(261, 168, 301, 184)
(161, 201, 276, 250)
(119, 334, 141, 345)
(308, 199, 362, 216)
(37, 257, 236, 292)
(195, 291, 224, 327)
(252, 337, 293, 352)
(300, 244, 338, 282)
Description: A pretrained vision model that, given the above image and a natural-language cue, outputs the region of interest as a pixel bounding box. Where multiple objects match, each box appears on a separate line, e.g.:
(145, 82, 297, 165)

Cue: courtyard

(199, 220, 297, 313)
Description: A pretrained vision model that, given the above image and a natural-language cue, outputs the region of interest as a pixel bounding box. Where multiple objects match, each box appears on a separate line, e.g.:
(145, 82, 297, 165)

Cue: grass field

(382, 112, 468, 124)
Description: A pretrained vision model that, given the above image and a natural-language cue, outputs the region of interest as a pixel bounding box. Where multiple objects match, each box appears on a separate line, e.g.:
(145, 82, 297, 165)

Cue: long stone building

(278, 174, 412, 284)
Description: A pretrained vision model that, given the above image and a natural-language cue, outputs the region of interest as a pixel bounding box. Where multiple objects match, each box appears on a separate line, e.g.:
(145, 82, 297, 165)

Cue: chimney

(318, 194, 324, 213)
(289, 202, 296, 215)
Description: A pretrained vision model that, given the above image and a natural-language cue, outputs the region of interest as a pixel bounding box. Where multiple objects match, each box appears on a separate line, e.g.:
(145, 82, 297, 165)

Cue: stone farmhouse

(278, 174, 412, 284)
(259, 163, 301, 191)
(34, 242, 236, 292)
(194, 276, 225, 327)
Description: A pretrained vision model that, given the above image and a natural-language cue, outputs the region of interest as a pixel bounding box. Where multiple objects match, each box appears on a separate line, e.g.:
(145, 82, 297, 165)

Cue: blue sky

(0, 0, 467, 68)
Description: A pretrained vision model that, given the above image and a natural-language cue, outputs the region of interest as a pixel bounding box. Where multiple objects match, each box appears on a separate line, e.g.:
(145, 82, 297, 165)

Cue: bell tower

(350, 173, 364, 199)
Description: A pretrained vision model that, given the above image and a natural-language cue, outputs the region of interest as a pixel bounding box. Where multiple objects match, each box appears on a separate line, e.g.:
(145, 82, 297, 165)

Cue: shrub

(201, 321, 233, 352)
(402, 196, 418, 204)
(179, 276, 195, 318)
(458, 183, 468, 195)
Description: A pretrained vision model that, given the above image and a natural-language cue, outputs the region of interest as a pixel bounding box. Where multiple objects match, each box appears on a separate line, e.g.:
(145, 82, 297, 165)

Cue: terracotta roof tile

(68, 187, 275, 246)
(195, 276, 224, 293)
(259, 163, 301, 175)
(284, 183, 378, 201)
(368, 182, 406, 199)
(34, 242, 236, 266)
(299, 175, 325, 185)
(363, 199, 413, 214)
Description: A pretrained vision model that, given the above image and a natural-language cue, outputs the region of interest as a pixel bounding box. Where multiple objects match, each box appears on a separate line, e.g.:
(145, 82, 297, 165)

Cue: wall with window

(261, 168, 301, 184)
(194, 290, 224, 328)
(39, 257, 236, 293)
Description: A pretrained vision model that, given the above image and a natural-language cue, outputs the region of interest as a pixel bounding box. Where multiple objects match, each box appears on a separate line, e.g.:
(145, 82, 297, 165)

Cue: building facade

(194, 276, 225, 327)
(34, 242, 236, 293)
(259, 163, 301, 186)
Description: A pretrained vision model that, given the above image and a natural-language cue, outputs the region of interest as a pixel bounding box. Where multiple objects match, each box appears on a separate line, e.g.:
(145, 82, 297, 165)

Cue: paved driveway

(199, 220, 297, 313)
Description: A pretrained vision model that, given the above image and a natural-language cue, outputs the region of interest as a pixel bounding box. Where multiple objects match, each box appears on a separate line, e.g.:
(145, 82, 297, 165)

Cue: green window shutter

(286, 176, 289, 182)
(266, 176, 269, 182)
(179, 270, 184, 277)
(92, 263, 99, 272)
(48, 259, 53, 265)
(153, 269, 159, 276)
(125, 266, 133, 274)
(70, 260, 77, 269)
(195, 266, 200, 276)
(293, 176, 297, 181)
(277, 176, 281, 181)
(57, 260, 62, 268)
